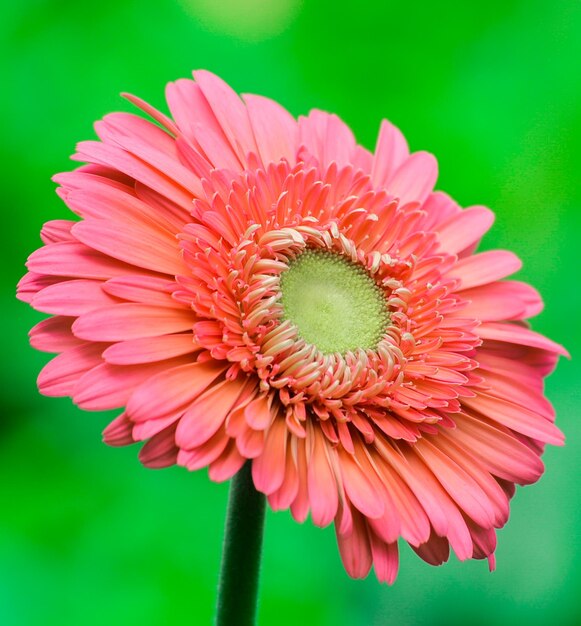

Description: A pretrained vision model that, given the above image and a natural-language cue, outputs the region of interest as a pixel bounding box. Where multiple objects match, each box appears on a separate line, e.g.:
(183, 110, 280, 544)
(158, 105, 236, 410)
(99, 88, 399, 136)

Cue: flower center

(280, 249, 390, 355)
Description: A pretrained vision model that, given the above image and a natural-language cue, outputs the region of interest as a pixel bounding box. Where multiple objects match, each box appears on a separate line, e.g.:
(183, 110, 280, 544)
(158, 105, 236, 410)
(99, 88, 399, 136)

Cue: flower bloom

(18, 71, 567, 583)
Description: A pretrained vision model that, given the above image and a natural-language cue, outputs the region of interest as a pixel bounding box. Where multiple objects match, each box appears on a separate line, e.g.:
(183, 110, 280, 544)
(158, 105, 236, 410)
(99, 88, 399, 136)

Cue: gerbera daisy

(18, 70, 566, 588)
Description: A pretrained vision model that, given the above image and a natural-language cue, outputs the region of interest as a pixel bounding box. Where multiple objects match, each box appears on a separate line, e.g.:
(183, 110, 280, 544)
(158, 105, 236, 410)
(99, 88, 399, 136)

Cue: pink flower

(18, 70, 567, 583)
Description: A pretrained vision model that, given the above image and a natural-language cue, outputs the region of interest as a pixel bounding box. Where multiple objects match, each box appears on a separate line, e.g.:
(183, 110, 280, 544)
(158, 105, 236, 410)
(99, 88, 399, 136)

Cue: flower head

(18, 71, 567, 583)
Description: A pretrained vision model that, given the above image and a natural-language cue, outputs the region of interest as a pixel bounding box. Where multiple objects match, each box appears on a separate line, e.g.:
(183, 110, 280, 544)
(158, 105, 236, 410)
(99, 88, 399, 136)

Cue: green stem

(216, 461, 266, 626)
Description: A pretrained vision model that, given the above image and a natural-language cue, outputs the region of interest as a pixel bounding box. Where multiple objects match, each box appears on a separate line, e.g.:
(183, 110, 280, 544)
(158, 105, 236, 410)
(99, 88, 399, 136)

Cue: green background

(2, 1, 580, 624)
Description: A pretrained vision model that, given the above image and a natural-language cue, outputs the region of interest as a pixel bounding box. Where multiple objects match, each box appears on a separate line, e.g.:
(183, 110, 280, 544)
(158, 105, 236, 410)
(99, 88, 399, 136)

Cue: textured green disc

(280, 249, 390, 355)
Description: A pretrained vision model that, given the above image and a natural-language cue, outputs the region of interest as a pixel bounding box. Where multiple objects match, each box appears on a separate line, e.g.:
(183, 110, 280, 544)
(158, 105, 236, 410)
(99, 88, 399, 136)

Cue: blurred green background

(2, 0, 580, 624)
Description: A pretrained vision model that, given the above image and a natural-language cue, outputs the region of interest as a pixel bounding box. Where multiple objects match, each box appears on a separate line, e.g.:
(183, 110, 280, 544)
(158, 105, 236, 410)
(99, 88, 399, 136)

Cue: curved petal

(386, 151, 438, 206)
(103, 334, 199, 365)
(175, 377, 248, 450)
(193, 70, 258, 165)
(450, 250, 522, 290)
(127, 360, 227, 423)
(72, 304, 194, 341)
(436, 206, 495, 255)
(298, 110, 357, 168)
(72, 219, 186, 275)
(31, 279, 117, 316)
(371, 119, 409, 188)
(243, 93, 298, 166)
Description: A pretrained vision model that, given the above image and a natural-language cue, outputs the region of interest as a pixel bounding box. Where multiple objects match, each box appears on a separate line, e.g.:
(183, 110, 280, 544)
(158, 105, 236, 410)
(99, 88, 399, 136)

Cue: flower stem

(216, 461, 266, 626)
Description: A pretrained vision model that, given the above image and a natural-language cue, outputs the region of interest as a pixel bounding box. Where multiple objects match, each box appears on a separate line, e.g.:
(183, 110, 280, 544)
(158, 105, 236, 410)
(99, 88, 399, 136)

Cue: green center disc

(280, 249, 390, 355)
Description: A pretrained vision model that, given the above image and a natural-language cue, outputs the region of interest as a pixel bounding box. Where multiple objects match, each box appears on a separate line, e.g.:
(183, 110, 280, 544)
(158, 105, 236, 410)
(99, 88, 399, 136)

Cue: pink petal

(458, 283, 523, 321)
(122, 92, 179, 136)
(54, 168, 134, 193)
(65, 182, 184, 233)
(174, 135, 214, 179)
(208, 442, 246, 482)
(134, 182, 193, 229)
(94, 116, 204, 197)
(412, 532, 450, 566)
(72, 219, 186, 276)
(17, 272, 63, 303)
(307, 426, 339, 527)
(436, 206, 495, 255)
(236, 426, 265, 459)
(477, 322, 569, 357)
(177, 428, 230, 471)
(375, 440, 450, 542)
(31, 279, 117, 316)
(175, 377, 248, 449)
(421, 191, 462, 231)
(386, 151, 438, 206)
(138, 425, 179, 468)
(243, 93, 298, 166)
(225, 400, 253, 439)
(467, 519, 497, 561)
(72, 304, 194, 341)
(370, 459, 428, 545)
(37, 343, 106, 397)
(290, 438, 310, 523)
(97, 112, 178, 157)
(29, 316, 83, 353)
(133, 413, 182, 440)
(244, 394, 273, 430)
(127, 360, 227, 423)
(335, 509, 373, 579)
(73, 141, 194, 209)
(477, 368, 554, 420)
(338, 450, 384, 519)
(27, 241, 154, 280)
(103, 334, 199, 365)
(462, 281, 543, 321)
(192, 123, 242, 172)
(40, 220, 76, 244)
(370, 119, 409, 188)
(478, 345, 557, 381)
(103, 412, 135, 446)
(370, 535, 399, 584)
(165, 79, 224, 144)
(102, 275, 179, 307)
(450, 250, 522, 290)
(298, 110, 356, 168)
(252, 418, 288, 495)
(268, 444, 299, 511)
(413, 439, 496, 527)
(73, 356, 191, 411)
(193, 70, 258, 165)
(391, 443, 473, 560)
(463, 393, 564, 445)
(434, 434, 510, 527)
